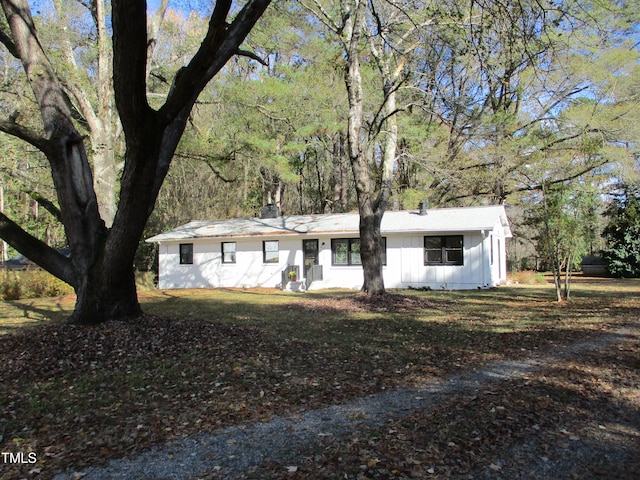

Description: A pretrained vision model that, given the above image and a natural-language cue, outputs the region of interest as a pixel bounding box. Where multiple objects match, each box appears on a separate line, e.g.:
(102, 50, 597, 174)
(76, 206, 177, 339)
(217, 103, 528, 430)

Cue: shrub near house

(0, 270, 73, 300)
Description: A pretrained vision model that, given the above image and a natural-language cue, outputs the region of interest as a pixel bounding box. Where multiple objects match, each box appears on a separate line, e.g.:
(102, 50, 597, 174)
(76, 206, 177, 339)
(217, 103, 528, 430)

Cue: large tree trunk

(342, 0, 392, 295)
(68, 130, 165, 324)
(342, 0, 377, 294)
(70, 258, 140, 325)
(358, 198, 385, 294)
(0, 0, 272, 324)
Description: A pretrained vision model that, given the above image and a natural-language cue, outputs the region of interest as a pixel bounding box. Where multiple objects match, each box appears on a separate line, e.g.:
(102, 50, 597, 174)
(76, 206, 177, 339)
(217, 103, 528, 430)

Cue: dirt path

(53, 323, 639, 480)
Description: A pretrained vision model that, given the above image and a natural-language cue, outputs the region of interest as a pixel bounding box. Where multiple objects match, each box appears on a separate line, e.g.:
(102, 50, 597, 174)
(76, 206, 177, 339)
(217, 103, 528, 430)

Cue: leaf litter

(0, 289, 638, 479)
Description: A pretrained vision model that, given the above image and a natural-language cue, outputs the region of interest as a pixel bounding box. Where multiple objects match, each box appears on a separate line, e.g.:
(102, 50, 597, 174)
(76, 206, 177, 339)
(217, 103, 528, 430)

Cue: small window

(179, 243, 193, 264)
(222, 242, 236, 264)
(424, 235, 463, 265)
(263, 240, 279, 263)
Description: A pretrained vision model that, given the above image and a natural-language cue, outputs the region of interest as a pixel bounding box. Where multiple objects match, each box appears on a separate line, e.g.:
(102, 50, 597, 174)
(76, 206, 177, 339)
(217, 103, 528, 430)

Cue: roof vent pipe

(418, 200, 428, 215)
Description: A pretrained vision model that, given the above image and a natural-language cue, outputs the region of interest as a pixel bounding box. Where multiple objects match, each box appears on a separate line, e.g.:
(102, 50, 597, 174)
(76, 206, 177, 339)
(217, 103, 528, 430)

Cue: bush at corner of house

(135, 271, 158, 291)
(1, 270, 73, 300)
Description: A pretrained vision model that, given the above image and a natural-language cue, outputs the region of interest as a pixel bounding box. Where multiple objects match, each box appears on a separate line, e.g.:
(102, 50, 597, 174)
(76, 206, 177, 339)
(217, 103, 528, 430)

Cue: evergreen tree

(603, 183, 640, 278)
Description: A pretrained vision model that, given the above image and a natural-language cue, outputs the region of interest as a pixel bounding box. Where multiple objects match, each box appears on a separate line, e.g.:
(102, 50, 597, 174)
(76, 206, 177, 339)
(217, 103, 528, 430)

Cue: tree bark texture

(342, 0, 389, 295)
(0, 0, 272, 324)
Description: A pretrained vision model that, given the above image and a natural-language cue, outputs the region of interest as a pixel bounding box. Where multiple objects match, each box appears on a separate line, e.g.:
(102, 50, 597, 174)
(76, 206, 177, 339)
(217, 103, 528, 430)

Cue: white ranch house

(146, 205, 512, 291)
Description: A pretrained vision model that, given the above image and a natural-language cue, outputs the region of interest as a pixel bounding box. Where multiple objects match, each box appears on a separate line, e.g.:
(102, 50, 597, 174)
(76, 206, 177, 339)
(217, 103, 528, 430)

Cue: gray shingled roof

(146, 205, 511, 243)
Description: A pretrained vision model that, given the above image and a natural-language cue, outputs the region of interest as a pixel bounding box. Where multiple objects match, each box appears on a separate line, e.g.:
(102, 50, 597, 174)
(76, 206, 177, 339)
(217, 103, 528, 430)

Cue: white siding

(157, 227, 507, 291)
(385, 232, 490, 290)
(158, 237, 304, 289)
(488, 219, 509, 286)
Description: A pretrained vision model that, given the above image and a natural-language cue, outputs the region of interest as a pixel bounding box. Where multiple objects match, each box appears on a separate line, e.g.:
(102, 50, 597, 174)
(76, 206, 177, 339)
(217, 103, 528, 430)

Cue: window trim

(179, 243, 193, 265)
(424, 235, 463, 266)
(331, 238, 360, 266)
(262, 240, 279, 264)
(221, 242, 236, 264)
(490, 234, 494, 265)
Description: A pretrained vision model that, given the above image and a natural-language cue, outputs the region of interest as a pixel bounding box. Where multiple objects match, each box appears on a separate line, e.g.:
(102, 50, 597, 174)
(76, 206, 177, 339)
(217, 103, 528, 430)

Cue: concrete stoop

(284, 281, 305, 292)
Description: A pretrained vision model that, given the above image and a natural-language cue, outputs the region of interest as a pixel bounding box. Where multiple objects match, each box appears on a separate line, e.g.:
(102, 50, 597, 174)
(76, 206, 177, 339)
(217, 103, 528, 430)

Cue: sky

(146, 1, 213, 15)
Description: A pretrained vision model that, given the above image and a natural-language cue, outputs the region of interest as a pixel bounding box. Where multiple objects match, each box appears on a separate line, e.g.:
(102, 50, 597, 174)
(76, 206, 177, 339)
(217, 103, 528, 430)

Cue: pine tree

(603, 183, 640, 278)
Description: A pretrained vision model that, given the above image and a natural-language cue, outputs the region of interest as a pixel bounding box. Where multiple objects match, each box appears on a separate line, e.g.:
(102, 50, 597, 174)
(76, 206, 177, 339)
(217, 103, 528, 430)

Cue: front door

(303, 239, 319, 279)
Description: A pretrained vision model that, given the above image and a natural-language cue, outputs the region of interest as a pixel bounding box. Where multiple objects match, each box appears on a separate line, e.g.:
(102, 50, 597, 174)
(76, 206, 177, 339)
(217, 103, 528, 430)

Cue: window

(424, 235, 463, 265)
(380, 237, 387, 266)
(222, 242, 236, 264)
(179, 243, 193, 264)
(331, 238, 387, 266)
(263, 240, 279, 263)
(332, 239, 360, 265)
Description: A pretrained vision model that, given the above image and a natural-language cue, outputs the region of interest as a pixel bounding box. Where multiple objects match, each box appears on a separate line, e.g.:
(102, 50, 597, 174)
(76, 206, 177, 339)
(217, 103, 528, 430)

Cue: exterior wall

(157, 237, 304, 289)
(383, 232, 491, 290)
(156, 225, 509, 291)
(314, 239, 365, 290)
(490, 219, 510, 286)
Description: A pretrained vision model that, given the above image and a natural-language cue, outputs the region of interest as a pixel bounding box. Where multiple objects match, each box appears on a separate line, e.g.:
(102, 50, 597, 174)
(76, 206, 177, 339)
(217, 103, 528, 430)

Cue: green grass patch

(1, 278, 638, 478)
(0, 295, 72, 334)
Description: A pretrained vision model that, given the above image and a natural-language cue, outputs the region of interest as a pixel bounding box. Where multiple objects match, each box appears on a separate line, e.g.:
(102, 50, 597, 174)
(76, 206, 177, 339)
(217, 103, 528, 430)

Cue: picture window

(331, 238, 386, 266)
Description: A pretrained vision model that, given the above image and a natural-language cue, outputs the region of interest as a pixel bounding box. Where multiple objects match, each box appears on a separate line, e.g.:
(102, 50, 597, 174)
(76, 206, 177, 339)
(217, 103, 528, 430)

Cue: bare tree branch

(0, 211, 74, 285)
(0, 118, 49, 152)
(237, 48, 268, 65)
(175, 152, 238, 183)
(22, 189, 63, 223)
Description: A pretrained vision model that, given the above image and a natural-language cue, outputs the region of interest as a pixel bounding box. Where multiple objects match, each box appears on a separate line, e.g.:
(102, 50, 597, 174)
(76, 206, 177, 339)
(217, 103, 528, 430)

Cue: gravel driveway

(53, 322, 639, 480)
